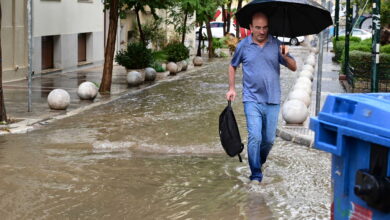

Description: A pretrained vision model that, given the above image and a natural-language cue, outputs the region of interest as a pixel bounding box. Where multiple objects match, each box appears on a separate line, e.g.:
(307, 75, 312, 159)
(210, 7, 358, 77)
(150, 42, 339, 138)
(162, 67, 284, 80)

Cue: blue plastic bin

(310, 93, 390, 220)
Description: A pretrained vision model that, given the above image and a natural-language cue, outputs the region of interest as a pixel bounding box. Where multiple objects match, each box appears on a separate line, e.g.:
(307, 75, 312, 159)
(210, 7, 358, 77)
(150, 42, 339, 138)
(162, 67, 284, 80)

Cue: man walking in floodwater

(226, 12, 297, 184)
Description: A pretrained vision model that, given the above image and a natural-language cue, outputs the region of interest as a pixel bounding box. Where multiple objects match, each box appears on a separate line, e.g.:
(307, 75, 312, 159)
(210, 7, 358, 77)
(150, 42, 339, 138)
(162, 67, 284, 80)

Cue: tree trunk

(136, 7, 146, 45)
(197, 22, 203, 56)
(181, 10, 188, 44)
(99, 0, 119, 93)
(235, 0, 243, 38)
(222, 5, 227, 36)
(0, 3, 7, 122)
(226, 0, 232, 34)
(206, 21, 214, 58)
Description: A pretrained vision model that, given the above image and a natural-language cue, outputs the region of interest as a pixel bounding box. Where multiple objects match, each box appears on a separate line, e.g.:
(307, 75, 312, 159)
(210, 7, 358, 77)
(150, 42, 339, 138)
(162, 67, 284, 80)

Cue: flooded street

(0, 60, 331, 219)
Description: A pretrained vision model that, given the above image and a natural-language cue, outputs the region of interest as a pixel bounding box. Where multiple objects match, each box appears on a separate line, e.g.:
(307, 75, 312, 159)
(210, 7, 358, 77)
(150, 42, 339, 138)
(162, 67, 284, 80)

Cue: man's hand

(226, 89, 237, 101)
(280, 45, 289, 56)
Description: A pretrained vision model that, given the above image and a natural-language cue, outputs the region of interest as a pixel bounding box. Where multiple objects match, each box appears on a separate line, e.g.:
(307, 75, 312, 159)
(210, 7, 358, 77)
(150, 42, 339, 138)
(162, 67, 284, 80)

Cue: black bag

(219, 101, 244, 162)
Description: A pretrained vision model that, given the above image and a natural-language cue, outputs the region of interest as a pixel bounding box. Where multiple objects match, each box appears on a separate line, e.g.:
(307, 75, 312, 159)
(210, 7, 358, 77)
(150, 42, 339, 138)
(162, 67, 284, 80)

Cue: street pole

(334, 0, 340, 40)
(27, 0, 33, 112)
(344, 0, 352, 76)
(371, 0, 381, 93)
(315, 0, 326, 116)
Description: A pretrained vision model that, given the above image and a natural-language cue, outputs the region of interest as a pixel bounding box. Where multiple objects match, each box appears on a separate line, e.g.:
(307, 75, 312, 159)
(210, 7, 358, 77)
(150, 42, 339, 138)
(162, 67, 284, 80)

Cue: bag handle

(228, 100, 231, 108)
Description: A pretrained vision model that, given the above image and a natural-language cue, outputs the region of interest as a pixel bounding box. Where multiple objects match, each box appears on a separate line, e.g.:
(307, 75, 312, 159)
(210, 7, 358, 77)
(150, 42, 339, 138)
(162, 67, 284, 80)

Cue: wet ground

(0, 59, 331, 219)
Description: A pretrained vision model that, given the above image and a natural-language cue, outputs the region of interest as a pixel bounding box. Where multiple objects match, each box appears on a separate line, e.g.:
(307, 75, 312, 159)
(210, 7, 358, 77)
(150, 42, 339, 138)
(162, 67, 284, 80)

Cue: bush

(151, 62, 165, 72)
(334, 40, 345, 62)
(350, 43, 371, 52)
(164, 42, 190, 62)
(336, 36, 362, 42)
(152, 50, 168, 63)
(381, 44, 390, 54)
(341, 50, 390, 76)
(115, 42, 153, 69)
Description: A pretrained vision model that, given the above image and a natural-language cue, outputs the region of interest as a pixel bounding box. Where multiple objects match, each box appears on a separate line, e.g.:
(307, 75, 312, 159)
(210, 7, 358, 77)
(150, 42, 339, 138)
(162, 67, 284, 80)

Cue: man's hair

(251, 12, 268, 25)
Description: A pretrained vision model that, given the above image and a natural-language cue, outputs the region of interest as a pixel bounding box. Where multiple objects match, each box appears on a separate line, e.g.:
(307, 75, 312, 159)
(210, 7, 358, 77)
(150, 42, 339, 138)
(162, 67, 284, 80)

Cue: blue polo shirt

(231, 35, 294, 104)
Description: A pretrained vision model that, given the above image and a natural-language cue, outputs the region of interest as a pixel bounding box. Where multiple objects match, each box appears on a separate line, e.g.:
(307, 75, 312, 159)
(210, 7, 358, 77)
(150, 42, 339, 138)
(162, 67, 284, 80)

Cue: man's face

(250, 15, 269, 43)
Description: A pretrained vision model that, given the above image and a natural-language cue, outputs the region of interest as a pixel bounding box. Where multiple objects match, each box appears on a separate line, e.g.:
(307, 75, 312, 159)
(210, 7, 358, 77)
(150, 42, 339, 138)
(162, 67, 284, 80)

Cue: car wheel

(290, 38, 299, 46)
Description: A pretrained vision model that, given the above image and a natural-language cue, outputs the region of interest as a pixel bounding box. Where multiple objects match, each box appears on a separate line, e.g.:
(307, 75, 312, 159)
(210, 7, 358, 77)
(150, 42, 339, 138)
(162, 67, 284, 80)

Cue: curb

(276, 127, 314, 147)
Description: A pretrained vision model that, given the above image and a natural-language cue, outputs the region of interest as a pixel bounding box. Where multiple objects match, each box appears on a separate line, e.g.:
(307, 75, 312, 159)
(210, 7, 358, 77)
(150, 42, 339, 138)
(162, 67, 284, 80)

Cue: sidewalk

(1, 62, 207, 134)
(277, 47, 345, 147)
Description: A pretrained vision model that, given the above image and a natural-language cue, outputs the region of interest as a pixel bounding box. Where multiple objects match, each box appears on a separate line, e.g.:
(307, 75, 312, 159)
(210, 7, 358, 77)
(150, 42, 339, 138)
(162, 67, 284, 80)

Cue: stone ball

(193, 56, 204, 66)
(161, 63, 167, 71)
(288, 89, 311, 107)
(299, 70, 314, 81)
(176, 61, 183, 72)
(77, 82, 98, 100)
(145, 67, 157, 81)
(181, 60, 188, 71)
(167, 62, 178, 75)
(47, 89, 70, 110)
(305, 56, 316, 66)
(296, 76, 312, 86)
(282, 99, 309, 124)
(310, 47, 319, 54)
(303, 64, 315, 73)
(293, 83, 312, 96)
(127, 71, 143, 86)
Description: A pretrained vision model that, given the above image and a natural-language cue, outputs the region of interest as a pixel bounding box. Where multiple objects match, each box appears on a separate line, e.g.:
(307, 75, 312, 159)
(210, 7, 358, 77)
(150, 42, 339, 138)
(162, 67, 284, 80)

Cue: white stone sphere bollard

(181, 60, 188, 71)
(77, 82, 98, 100)
(288, 89, 311, 107)
(176, 61, 183, 72)
(161, 63, 167, 71)
(299, 70, 314, 81)
(127, 71, 143, 86)
(310, 47, 319, 54)
(296, 76, 312, 86)
(193, 56, 204, 66)
(305, 55, 316, 66)
(282, 99, 309, 124)
(167, 62, 178, 75)
(144, 67, 157, 81)
(293, 83, 312, 96)
(47, 89, 71, 110)
(303, 64, 315, 73)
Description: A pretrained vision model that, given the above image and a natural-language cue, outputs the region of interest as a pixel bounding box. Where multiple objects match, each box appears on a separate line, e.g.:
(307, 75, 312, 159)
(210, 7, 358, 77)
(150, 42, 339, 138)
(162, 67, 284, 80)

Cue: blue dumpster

(310, 93, 390, 220)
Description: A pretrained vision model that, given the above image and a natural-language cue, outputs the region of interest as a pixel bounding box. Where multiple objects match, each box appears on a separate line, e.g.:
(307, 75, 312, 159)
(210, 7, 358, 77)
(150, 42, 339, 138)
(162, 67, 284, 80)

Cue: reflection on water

(0, 60, 330, 219)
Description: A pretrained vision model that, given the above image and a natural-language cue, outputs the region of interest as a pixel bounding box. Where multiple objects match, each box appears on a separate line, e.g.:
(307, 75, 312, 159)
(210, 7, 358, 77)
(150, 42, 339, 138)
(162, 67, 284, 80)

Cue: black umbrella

(235, 0, 333, 38)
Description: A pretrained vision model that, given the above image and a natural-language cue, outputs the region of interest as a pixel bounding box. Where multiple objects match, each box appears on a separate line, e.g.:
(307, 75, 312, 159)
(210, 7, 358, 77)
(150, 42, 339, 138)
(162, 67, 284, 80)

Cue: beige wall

(1, 0, 28, 81)
(33, 0, 104, 37)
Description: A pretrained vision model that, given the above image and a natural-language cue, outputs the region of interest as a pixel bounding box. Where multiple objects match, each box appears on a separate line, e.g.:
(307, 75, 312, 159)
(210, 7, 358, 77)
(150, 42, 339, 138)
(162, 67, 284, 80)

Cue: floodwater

(0, 60, 331, 219)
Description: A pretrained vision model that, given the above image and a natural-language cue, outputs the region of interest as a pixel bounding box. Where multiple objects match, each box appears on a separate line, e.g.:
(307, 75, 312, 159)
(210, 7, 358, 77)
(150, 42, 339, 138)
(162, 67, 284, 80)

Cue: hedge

(381, 44, 390, 54)
(341, 50, 390, 76)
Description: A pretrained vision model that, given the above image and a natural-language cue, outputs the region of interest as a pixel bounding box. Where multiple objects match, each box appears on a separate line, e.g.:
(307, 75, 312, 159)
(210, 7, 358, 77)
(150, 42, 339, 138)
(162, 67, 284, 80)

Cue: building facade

(1, 0, 28, 82)
(32, 0, 104, 75)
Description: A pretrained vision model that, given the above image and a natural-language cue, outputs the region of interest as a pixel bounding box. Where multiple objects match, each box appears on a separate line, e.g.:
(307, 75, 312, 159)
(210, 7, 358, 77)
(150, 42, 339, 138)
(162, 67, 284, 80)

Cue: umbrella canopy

(235, 0, 333, 38)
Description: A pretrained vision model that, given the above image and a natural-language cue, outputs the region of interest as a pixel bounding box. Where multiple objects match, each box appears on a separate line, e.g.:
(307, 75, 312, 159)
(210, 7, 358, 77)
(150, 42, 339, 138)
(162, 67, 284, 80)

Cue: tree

(222, 0, 233, 36)
(196, 0, 222, 58)
(167, 0, 198, 44)
(124, 0, 173, 45)
(99, 0, 121, 93)
(0, 3, 7, 122)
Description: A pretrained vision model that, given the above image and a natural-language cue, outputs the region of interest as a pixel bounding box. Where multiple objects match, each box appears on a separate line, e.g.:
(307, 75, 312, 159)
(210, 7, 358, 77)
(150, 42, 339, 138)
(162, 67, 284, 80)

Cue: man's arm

(280, 45, 297, 72)
(226, 65, 237, 101)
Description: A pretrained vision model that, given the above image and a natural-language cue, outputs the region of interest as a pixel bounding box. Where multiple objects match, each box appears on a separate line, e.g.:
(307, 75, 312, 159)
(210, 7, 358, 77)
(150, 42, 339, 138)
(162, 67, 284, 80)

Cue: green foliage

(115, 42, 154, 69)
(152, 50, 168, 62)
(341, 51, 390, 75)
(212, 38, 225, 49)
(151, 62, 165, 72)
(164, 42, 190, 62)
(334, 40, 346, 62)
(132, 19, 167, 49)
(381, 44, 390, 54)
(336, 36, 362, 42)
(166, 0, 197, 39)
(350, 43, 371, 52)
(382, 0, 390, 27)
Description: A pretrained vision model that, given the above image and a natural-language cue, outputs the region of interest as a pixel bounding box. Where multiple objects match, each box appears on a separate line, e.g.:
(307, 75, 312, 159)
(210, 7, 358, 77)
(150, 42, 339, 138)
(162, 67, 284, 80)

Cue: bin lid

(318, 93, 390, 139)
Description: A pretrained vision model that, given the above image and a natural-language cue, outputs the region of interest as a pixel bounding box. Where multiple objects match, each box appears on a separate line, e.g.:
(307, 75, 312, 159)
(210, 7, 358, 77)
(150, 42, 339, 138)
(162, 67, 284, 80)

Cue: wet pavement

(0, 51, 332, 219)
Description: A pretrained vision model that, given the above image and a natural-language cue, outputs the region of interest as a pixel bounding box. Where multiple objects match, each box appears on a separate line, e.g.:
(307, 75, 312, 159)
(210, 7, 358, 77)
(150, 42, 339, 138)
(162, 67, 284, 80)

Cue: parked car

(277, 36, 305, 46)
(339, 28, 372, 40)
(195, 21, 237, 39)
